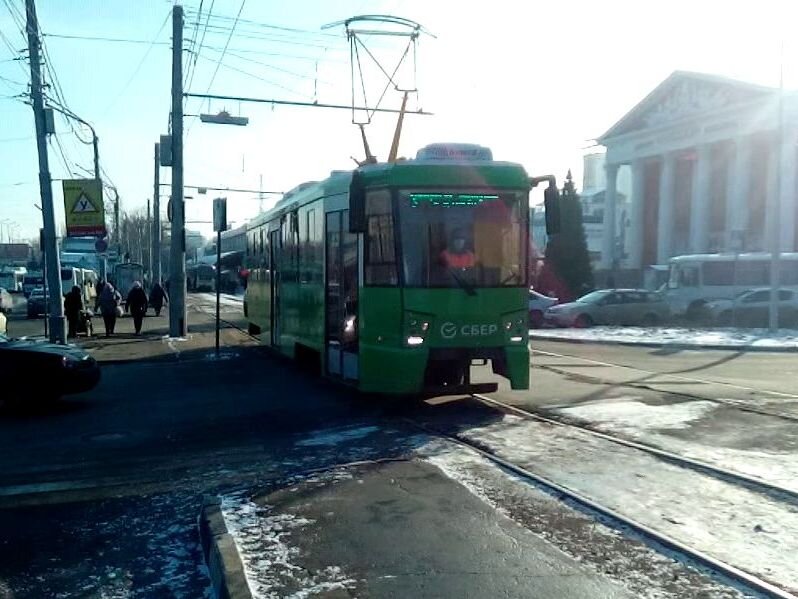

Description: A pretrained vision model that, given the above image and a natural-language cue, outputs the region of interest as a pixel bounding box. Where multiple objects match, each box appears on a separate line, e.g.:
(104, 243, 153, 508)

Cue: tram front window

(399, 190, 526, 288)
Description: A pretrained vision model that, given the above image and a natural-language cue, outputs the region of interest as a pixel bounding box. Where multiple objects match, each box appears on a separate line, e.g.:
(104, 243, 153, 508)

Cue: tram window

(365, 189, 398, 286)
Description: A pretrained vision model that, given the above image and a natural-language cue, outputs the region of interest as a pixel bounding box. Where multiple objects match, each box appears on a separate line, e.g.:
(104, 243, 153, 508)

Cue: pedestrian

(64, 285, 83, 339)
(95, 279, 106, 312)
(149, 281, 168, 317)
(98, 282, 121, 337)
(126, 281, 148, 335)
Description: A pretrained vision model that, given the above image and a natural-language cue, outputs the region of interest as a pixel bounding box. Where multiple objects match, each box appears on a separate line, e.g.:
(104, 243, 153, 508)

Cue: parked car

(0, 288, 12, 315)
(706, 288, 798, 328)
(0, 333, 100, 403)
(0, 311, 5, 335)
(545, 289, 670, 328)
(26, 287, 48, 318)
(528, 289, 558, 328)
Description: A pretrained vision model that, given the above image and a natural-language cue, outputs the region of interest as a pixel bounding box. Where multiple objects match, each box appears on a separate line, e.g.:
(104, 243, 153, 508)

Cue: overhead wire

(204, 45, 332, 84)
(195, 52, 310, 98)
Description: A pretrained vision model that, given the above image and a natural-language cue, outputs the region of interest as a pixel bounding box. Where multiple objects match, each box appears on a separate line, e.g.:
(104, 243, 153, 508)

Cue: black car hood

(0, 339, 90, 359)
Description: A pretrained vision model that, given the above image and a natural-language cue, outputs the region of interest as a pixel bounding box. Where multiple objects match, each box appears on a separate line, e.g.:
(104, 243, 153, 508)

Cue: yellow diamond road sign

(63, 179, 106, 237)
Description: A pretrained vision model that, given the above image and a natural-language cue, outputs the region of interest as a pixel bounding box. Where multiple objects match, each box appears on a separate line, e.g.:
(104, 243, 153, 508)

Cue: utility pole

(26, 0, 65, 343)
(169, 4, 186, 337)
(152, 142, 161, 285)
(146, 198, 151, 283)
(113, 188, 120, 255)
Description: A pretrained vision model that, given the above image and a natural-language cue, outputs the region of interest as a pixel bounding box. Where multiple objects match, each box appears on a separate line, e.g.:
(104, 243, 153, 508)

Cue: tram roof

(247, 159, 530, 229)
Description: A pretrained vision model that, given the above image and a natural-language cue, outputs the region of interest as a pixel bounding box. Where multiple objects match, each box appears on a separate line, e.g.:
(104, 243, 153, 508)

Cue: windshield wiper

(448, 267, 477, 296)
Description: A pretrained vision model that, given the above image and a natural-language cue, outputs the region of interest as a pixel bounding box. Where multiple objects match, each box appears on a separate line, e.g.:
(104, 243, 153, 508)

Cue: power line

(203, 44, 331, 85)
(103, 11, 170, 115)
(195, 52, 309, 98)
(42, 32, 171, 45)
(184, 0, 214, 106)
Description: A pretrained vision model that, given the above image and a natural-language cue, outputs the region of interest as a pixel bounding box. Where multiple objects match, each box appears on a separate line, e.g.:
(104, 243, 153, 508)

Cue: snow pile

(532, 326, 798, 349)
(220, 493, 356, 599)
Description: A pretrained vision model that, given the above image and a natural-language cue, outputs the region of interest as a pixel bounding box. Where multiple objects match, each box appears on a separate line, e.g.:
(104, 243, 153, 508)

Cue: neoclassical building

(599, 71, 798, 276)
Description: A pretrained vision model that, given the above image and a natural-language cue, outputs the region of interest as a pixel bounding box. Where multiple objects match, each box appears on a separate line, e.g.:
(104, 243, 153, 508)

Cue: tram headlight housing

(502, 311, 528, 344)
(404, 311, 431, 347)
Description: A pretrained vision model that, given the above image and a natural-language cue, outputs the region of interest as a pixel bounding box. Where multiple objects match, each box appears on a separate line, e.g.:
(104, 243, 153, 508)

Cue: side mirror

(544, 184, 561, 235)
(349, 171, 366, 233)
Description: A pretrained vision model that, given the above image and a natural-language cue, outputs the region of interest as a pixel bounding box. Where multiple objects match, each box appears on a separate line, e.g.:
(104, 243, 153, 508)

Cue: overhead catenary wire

(194, 52, 310, 98)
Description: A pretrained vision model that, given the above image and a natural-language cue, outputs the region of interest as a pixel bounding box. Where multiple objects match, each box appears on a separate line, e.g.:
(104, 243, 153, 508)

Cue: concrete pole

(169, 4, 187, 337)
(152, 143, 161, 285)
(26, 0, 65, 343)
(146, 198, 151, 282)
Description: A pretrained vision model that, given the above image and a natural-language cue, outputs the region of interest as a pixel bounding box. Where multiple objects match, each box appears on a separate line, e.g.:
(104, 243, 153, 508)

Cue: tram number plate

(440, 322, 498, 339)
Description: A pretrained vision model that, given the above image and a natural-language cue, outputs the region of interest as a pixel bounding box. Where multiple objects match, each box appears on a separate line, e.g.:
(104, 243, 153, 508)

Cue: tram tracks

(410, 411, 798, 599)
(531, 348, 798, 423)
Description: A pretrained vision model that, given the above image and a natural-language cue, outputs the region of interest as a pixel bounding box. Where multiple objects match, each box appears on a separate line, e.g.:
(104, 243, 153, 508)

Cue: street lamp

(49, 105, 100, 180)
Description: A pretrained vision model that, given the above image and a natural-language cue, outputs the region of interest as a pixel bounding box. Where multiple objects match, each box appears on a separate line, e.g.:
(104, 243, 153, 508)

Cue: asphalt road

(1, 293, 794, 598)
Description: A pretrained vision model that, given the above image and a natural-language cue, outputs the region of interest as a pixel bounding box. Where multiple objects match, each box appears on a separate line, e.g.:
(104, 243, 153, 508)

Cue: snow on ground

(294, 425, 380, 447)
(532, 326, 798, 349)
(556, 396, 798, 492)
(196, 292, 243, 307)
(420, 440, 746, 599)
(452, 413, 798, 594)
(220, 490, 356, 599)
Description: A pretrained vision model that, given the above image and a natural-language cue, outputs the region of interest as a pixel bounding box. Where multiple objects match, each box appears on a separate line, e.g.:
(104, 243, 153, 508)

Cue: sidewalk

(78, 302, 258, 364)
(531, 325, 798, 352)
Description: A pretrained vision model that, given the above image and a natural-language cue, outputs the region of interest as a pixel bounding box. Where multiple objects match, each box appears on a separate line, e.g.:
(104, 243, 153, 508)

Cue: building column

(627, 159, 645, 268)
(779, 130, 797, 251)
(765, 139, 778, 252)
(657, 153, 676, 263)
(727, 135, 752, 250)
(601, 162, 619, 269)
(689, 144, 712, 253)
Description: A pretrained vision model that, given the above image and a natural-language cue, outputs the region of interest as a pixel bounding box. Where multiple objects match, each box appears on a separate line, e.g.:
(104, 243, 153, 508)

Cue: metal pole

(26, 0, 65, 343)
(215, 229, 221, 356)
(152, 143, 161, 285)
(93, 134, 99, 181)
(169, 5, 186, 337)
(769, 45, 784, 332)
(146, 198, 151, 284)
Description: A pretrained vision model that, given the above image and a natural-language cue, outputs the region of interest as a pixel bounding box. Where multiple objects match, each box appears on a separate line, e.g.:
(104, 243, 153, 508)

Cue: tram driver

(440, 228, 476, 269)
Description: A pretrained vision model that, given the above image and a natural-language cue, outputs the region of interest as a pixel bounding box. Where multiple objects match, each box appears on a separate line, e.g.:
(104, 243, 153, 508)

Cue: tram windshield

(399, 190, 526, 288)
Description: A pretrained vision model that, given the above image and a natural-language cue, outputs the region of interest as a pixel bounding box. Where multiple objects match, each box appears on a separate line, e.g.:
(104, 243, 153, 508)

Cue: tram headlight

(502, 311, 528, 343)
(404, 311, 432, 347)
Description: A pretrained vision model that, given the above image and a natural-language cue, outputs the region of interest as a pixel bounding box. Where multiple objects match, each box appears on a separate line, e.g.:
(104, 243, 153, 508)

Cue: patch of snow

(295, 425, 380, 447)
(454, 414, 798, 594)
(419, 439, 745, 599)
(555, 396, 798, 492)
(559, 396, 718, 431)
(220, 493, 356, 599)
(532, 326, 798, 349)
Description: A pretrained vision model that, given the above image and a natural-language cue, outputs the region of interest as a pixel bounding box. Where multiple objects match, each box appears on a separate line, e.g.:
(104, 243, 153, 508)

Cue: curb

(198, 496, 252, 599)
(529, 333, 798, 353)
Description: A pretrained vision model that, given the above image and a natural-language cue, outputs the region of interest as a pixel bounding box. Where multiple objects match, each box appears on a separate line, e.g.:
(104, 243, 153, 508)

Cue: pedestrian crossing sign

(63, 179, 106, 237)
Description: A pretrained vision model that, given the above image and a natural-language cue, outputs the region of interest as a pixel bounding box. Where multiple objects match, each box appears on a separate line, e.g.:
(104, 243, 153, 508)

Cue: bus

(244, 142, 559, 397)
(113, 262, 144, 303)
(0, 267, 26, 293)
(664, 252, 798, 318)
(187, 263, 216, 292)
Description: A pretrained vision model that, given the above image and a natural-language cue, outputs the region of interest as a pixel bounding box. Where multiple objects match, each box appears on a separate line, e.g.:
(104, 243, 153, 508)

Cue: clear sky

(1, 0, 797, 242)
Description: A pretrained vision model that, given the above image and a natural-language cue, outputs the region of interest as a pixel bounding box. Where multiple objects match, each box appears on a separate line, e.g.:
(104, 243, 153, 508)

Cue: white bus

(0, 267, 26, 293)
(664, 252, 798, 318)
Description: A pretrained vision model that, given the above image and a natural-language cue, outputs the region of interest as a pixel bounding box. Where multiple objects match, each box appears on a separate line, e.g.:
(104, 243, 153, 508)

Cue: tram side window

(365, 190, 398, 286)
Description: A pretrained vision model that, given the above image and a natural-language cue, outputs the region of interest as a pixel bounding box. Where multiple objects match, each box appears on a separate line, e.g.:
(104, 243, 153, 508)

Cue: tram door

(269, 229, 281, 346)
(325, 210, 359, 380)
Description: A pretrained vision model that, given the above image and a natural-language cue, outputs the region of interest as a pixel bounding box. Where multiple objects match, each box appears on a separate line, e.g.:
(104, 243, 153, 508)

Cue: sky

(1, 0, 798, 242)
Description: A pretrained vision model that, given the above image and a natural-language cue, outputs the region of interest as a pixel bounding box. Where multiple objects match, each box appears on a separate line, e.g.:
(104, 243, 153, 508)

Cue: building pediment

(600, 71, 773, 141)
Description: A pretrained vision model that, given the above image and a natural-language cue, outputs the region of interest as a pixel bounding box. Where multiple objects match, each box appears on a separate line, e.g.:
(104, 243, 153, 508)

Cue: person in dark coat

(126, 281, 148, 335)
(98, 283, 121, 337)
(63, 285, 83, 338)
(149, 282, 168, 317)
(95, 279, 106, 312)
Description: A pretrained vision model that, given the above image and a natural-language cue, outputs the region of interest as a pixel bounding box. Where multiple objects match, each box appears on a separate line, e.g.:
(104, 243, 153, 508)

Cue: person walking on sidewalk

(149, 281, 168, 317)
(64, 285, 83, 339)
(99, 283, 121, 337)
(126, 281, 148, 336)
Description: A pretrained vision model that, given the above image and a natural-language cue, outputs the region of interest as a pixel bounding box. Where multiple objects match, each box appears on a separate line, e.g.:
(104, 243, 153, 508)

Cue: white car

(528, 289, 558, 328)
(0, 310, 5, 335)
(0, 287, 12, 315)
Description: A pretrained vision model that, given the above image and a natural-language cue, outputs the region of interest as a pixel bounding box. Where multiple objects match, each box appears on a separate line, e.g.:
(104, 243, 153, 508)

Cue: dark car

(0, 333, 100, 402)
(26, 287, 49, 318)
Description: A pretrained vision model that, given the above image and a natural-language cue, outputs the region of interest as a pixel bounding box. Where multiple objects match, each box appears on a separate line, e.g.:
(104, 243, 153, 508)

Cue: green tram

(244, 143, 558, 396)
